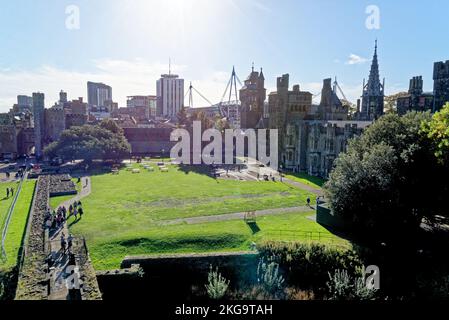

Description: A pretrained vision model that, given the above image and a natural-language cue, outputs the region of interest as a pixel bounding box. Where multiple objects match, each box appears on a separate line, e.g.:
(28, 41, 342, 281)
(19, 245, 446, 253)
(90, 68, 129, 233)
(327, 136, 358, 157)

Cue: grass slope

(0, 180, 36, 270)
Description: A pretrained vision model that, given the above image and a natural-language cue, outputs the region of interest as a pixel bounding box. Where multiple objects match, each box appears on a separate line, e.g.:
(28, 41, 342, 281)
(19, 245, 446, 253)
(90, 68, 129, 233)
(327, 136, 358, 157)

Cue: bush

(257, 241, 364, 293)
(257, 258, 285, 298)
(205, 266, 230, 300)
(327, 269, 377, 300)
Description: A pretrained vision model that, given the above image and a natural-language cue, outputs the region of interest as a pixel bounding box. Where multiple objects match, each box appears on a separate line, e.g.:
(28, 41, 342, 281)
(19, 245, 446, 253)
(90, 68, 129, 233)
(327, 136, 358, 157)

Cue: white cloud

(346, 54, 368, 65)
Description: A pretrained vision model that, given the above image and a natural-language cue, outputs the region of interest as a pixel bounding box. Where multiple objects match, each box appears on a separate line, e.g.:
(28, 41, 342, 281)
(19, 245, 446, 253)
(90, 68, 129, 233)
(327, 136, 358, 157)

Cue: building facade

(87, 81, 112, 109)
(397, 76, 434, 115)
(32, 92, 45, 158)
(433, 60, 449, 112)
(156, 74, 184, 118)
(240, 66, 266, 129)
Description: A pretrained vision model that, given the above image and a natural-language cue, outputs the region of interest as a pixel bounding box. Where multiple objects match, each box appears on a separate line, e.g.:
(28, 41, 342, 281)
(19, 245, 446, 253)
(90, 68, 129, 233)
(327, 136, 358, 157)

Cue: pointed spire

(252, 62, 254, 72)
(259, 67, 265, 80)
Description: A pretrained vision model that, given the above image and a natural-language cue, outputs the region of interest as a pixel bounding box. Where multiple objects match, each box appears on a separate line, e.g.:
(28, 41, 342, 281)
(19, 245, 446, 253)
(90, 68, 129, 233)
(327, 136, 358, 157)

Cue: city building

(126, 95, 157, 119)
(32, 92, 45, 158)
(267, 72, 371, 177)
(156, 74, 184, 118)
(397, 76, 434, 115)
(239, 66, 266, 129)
(358, 41, 385, 120)
(59, 90, 68, 104)
(433, 60, 449, 112)
(87, 81, 112, 110)
(44, 104, 65, 143)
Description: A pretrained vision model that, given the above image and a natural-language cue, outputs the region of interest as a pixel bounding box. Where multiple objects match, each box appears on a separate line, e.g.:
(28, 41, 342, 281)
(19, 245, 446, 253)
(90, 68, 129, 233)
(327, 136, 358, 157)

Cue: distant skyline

(1, 0, 449, 112)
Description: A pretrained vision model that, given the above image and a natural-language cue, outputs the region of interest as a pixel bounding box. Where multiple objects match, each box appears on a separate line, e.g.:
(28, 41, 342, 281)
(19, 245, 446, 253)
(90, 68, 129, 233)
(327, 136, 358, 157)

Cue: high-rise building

(127, 95, 157, 119)
(360, 40, 385, 120)
(240, 66, 266, 129)
(87, 81, 112, 109)
(32, 92, 45, 158)
(433, 60, 449, 112)
(156, 74, 184, 118)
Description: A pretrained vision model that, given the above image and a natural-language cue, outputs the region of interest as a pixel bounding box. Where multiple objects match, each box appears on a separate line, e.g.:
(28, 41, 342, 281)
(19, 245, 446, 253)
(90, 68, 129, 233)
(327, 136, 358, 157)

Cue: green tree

(44, 124, 131, 162)
(324, 111, 445, 238)
(176, 106, 189, 127)
(421, 102, 449, 164)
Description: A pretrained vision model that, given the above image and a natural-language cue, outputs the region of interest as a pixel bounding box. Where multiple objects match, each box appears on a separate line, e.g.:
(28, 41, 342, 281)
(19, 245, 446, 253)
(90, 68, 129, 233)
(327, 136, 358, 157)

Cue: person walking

(67, 234, 73, 253)
(60, 233, 67, 255)
(6, 188, 9, 198)
(10, 187, 14, 196)
(307, 197, 311, 207)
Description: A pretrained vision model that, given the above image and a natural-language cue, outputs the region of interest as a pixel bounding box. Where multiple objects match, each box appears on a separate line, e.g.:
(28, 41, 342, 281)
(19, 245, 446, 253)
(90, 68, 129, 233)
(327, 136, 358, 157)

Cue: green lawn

(0, 181, 20, 237)
(0, 180, 36, 270)
(84, 211, 349, 270)
(49, 178, 82, 209)
(66, 164, 346, 270)
(284, 172, 326, 188)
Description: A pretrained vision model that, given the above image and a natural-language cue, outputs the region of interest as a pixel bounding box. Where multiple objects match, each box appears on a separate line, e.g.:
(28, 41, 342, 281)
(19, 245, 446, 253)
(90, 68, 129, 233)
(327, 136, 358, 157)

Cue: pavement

(47, 176, 92, 300)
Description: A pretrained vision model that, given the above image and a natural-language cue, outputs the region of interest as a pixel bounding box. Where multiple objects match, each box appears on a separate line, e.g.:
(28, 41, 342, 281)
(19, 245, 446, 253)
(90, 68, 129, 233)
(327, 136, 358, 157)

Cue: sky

(1, 0, 449, 112)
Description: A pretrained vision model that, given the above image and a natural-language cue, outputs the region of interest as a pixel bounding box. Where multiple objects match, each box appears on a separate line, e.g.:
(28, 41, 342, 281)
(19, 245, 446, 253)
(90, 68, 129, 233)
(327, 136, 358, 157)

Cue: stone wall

(48, 174, 77, 197)
(15, 176, 50, 300)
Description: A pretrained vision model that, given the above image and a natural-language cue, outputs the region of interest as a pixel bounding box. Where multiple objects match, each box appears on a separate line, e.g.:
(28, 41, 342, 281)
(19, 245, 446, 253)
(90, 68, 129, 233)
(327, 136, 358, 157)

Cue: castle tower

(433, 60, 449, 112)
(361, 40, 385, 120)
(239, 65, 267, 129)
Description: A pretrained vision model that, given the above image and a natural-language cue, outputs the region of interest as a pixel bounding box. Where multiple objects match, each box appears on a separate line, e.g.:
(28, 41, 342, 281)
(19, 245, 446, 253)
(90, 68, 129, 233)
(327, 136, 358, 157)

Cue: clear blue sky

(1, 0, 448, 111)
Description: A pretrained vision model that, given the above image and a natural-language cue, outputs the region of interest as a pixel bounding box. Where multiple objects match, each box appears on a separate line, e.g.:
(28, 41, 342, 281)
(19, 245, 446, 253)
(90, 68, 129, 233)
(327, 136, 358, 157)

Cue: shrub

(327, 269, 377, 300)
(205, 266, 230, 300)
(257, 241, 364, 292)
(257, 258, 285, 298)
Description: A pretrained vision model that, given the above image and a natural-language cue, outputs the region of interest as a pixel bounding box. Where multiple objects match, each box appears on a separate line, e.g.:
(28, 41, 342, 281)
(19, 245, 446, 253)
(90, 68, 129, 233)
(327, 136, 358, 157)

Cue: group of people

(60, 232, 74, 255)
(44, 200, 84, 232)
(5, 187, 14, 198)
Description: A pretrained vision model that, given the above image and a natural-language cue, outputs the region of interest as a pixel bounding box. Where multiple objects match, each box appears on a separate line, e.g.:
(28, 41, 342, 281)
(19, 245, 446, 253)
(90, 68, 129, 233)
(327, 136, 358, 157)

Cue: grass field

(0, 180, 36, 270)
(66, 164, 345, 270)
(284, 172, 326, 188)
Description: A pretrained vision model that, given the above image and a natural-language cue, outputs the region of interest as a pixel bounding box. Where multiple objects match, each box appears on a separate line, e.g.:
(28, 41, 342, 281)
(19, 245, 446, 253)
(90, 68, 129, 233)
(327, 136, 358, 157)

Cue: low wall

(98, 252, 259, 300)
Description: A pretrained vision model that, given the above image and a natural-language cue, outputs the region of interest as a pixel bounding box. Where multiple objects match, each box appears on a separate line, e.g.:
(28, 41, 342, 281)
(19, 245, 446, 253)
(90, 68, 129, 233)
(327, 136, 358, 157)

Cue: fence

(264, 229, 350, 249)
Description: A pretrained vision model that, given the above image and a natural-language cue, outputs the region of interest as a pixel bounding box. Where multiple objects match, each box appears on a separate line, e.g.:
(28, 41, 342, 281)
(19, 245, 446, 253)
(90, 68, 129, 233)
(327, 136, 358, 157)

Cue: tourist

(67, 234, 73, 253)
(307, 197, 311, 207)
(6, 188, 9, 198)
(78, 207, 83, 218)
(10, 187, 14, 196)
(73, 207, 78, 220)
(60, 233, 66, 254)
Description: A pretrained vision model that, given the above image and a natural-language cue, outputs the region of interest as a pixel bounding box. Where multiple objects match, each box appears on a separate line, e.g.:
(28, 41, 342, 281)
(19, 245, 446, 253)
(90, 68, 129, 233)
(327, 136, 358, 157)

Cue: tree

(421, 102, 449, 164)
(99, 118, 124, 135)
(176, 106, 189, 127)
(324, 111, 446, 239)
(44, 124, 131, 162)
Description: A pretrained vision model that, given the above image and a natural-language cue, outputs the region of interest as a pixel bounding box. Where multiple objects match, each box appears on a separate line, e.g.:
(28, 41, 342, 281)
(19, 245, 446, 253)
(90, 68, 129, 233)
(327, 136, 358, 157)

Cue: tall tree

(324, 111, 444, 239)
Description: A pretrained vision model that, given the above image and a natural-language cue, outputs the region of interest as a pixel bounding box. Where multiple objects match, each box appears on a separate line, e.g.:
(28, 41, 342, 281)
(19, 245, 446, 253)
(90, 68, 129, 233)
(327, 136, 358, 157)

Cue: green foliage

(177, 107, 189, 127)
(421, 102, 449, 164)
(327, 269, 376, 300)
(205, 265, 230, 300)
(324, 111, 446, 236)
(44, 123, 131, 162)
(257, 242, 363, 291)
(257, 258, 285, 297)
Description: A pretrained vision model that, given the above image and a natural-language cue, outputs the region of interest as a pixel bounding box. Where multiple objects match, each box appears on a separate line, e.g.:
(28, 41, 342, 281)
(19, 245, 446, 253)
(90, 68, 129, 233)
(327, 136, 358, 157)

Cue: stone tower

(32, 92, 45, 158)
(239, 65, 267, 129)
(433, 60, 449, 112)
(361, 40, 385, 120)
